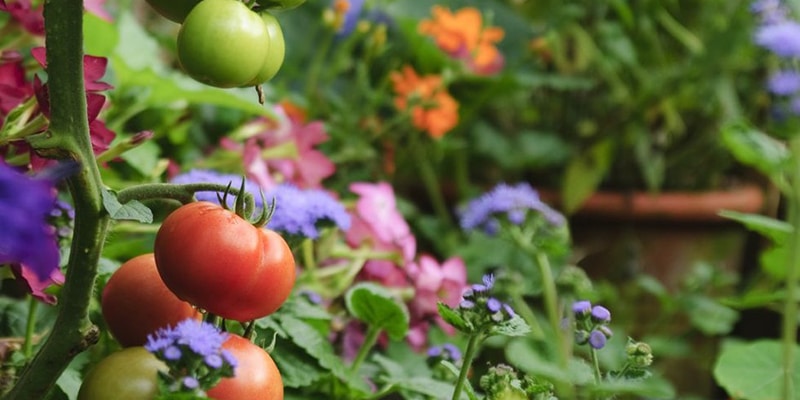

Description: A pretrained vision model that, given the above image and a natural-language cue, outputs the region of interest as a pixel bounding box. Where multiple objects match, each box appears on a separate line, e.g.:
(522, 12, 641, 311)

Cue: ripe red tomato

(101, 253, 199, 347)
(207, 335, 283, 400)
(154, 201, 296, 321)
(177, 0, 269, 87)
(245, 12, 286, 86)
(77, 347, 166, 400)
(144, 0, 201, 23)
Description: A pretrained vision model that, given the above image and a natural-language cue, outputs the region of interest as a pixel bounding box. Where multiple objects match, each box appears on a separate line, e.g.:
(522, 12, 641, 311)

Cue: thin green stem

(451, 332, 482, 400)
(22, 297, 38, 358)
(590, 348, 602, 385)
(117, 182, 256, 218)
(509, 292, 545, 340)
(349, 326, 381, 375)
(781, 136, 800, 400)
(410, 134, 453, 228)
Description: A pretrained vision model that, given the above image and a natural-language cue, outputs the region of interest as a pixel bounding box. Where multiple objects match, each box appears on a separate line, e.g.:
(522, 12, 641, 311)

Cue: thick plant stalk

(3, 0, 111, 397)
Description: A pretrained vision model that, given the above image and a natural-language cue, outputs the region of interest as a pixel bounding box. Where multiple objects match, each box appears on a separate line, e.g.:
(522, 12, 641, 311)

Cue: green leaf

(345, 283, 409, 341)
(714, 340, 800, 400)
(505, 338, 594, 385)
(682, 294, 739, 335)
(489, 315, 531, 337)
(277, 315, 350, 382)
(390, 376, 465, 400)
(721, 121, 790, 187)
(270, 342, 325, 388)
(437, 302, 472, 333)
(590, 375, 675, 399)
(719, 210, 792, 244)
(101, 189, 153, 223)
(562, 138, 614, 214)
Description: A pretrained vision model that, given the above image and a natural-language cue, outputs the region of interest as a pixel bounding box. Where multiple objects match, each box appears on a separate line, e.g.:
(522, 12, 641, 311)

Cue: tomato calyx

(215, 178, 274, 228)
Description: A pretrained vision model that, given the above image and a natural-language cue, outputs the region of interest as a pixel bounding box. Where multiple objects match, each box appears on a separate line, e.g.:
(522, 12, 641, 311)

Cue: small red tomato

(154, 201, 296, 321)
(208, 334, 283, 400)
(102, 253, 199, 347)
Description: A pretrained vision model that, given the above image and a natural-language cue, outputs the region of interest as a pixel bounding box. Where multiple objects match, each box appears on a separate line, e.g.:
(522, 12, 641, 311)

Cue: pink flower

(407, 254, 467, 317)
(0, 0, 44, 36)
(0, 51, 33, 115)
(346, 182, 416, 263)
(29, 47, 116, 159)
(10, 264, 65, 304)
(224, 104, 335, 190)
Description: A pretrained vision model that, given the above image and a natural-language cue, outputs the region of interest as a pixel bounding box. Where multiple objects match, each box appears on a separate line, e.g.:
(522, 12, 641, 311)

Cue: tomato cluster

(144, 0, 291, 88)
(88, 200, 295, 399)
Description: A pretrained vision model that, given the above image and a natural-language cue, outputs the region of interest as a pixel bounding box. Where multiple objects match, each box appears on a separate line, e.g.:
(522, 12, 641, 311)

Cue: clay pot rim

(540, 183, 767, 223)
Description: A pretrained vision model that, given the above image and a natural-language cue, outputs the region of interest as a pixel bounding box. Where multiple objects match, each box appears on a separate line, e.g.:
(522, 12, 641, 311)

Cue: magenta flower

(0, 51, 33, 115)
(346, 182, 416, 262)
(0, 0, 44, 36)
(223, 104, 335, 190)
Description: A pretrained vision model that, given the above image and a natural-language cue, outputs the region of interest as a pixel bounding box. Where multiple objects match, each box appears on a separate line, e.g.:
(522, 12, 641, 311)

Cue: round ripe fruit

(207, 334, 283, 399)
(245, 12, 285, 86)
(77, 347, 166, 400)
(154, 201, 296, 322)
(101, 253, 199, 347)
(177, 0, 269, 88)
(143, 0, 201, 23)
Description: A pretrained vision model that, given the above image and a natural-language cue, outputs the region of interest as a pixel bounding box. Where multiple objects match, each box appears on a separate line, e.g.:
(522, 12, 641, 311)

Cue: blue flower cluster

(458, 274, 516, 323)
(427, 343, 462, 363)
(572, 300, 613, 350)
(0, 163, 59, 280)
(458, 182, 565, 235)
(753, 0, 800, 114)
(171, 169, 351, 239)
(145, 318, 237, 394)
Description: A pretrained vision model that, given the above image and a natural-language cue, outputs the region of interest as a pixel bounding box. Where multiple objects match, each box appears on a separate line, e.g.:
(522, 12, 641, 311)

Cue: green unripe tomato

(77, 347, 166, 400)
(144, 0, 201, 23)
(177, 0, 269, 88)
(255, 0, 306, 10)
(245, 12, 285, 86)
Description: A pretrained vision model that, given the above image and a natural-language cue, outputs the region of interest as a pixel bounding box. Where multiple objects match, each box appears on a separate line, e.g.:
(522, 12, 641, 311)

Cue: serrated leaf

(101, 189, 153, 223)
(270, 342, 324, 388)
(345, 283, 409, 341)
(714, 340, 800, 400)
(490, 315, 532, 337)
(277, 315, 349, 381)
(437, 302, 472, 333)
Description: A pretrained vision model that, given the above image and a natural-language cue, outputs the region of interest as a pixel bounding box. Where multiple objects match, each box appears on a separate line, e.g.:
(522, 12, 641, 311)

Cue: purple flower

(459, 299, 475, 309)
(752, 0, 789, 24)
(572, 300, 592, 316)
(589, 330, 607, 349)
(171, 169, 266, 208)
(0, 163, 59, 281)
(591, 305, 611, 323)
(146, 319, 228, 358)
(502, 303, 516, 318)
(471, 273, 495, 293)
(427, 345, 442, 358)
(163, 346, 182, 360)
(487, 297, 502, 313)
(336, 0, 365, 36)
(768, 70, 800, 95)
(182, 376, 199, 390)
(442, 343, 462, 361)
(458, 182, 565, 234)
(755, 20, 800, 58)
(264, 184, 351, 238)
(204, 354, 223, 369)
(221, 349, 238, 369)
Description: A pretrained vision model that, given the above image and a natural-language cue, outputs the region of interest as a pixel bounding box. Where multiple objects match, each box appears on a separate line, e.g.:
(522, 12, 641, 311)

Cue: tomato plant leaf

(345, 282, 410, 341)
(269, 341, 325, 388)
(714, 339, 800, 400)
(101, 189, 153, 223)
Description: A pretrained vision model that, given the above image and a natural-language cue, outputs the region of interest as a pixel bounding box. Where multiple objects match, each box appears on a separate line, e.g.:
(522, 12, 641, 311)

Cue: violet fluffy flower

(264, 183, 351, 238)
(0, 162, 59, 281)
(768, 70, 800, 95)
(146, 319, 229, 359)
(755, 20, 800, 58)
(458, 182, 565, 234)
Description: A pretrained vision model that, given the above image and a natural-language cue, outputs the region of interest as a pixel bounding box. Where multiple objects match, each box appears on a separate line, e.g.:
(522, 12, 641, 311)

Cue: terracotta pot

(541, 183, 769, 291)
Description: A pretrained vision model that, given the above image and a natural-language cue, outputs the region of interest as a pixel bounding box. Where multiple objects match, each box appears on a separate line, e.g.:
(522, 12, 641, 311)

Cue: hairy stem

(782, 136, 800, 400)
(451, 332, 482, 400)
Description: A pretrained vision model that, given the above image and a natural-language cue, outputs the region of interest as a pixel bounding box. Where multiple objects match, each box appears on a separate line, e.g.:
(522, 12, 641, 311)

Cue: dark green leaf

(270, 342, 325, 388)
(101, 189, 153, 223)
(490, 315, 531, 337)
(345, 283, 409, 340)
(590, 375, 675, 399)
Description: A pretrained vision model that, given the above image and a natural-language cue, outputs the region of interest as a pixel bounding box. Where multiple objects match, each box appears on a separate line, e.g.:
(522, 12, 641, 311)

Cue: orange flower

(418, 6, 505, 74)
(390, 65, 458, 139)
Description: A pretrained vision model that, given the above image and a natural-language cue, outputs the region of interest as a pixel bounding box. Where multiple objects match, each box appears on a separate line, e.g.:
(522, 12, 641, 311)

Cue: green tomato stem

(116, 182, 257, 219)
